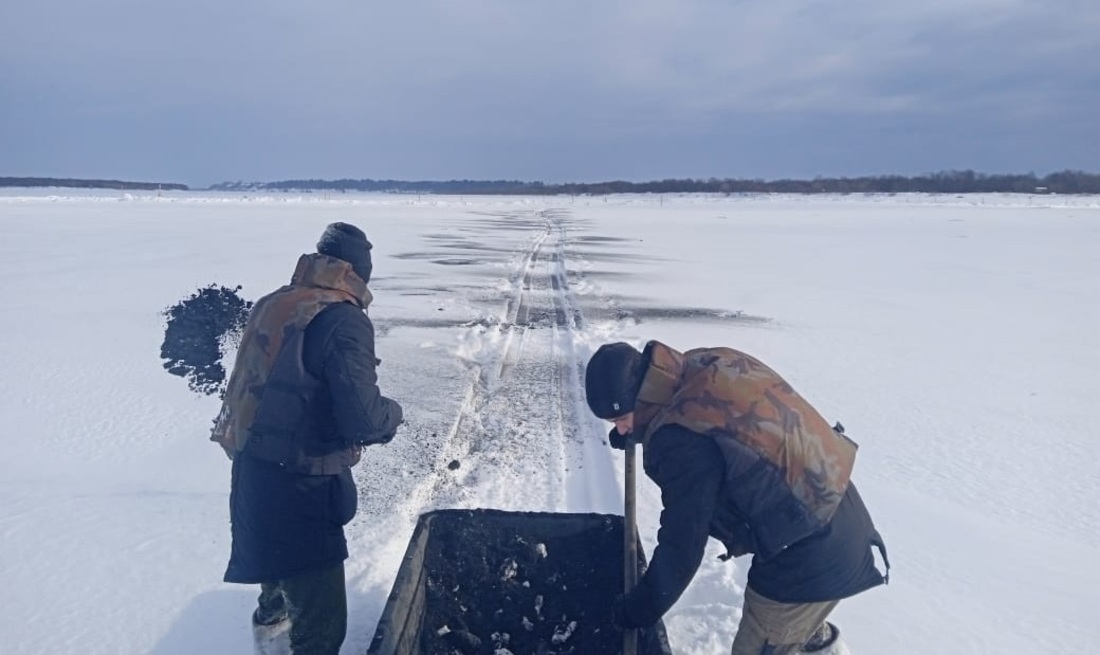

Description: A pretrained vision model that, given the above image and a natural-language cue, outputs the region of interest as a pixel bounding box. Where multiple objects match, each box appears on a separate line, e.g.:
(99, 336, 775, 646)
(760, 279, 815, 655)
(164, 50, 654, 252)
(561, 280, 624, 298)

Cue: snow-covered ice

(1, 189, 1097, 654)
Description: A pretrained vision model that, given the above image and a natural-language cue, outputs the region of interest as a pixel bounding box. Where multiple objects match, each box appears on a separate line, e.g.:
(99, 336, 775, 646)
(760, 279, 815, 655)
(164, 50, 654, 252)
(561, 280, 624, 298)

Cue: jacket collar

(290, 253, 373, 308)
(633, 340, 684, 435)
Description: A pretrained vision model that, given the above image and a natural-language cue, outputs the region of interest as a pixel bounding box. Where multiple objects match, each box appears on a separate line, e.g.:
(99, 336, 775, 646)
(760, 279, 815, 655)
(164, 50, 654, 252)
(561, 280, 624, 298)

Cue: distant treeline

(210, 170, 1100, 195)
(0, 177, 189, 191)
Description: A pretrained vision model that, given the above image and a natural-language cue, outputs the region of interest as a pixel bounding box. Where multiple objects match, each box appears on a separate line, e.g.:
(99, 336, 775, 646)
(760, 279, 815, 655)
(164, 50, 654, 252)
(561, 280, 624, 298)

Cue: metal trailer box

(368, 508, 673, 654)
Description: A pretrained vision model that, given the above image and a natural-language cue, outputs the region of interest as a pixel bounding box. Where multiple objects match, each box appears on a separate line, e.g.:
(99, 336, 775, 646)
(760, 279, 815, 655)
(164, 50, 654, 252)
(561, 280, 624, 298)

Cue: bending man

(585, 340, 888, 654)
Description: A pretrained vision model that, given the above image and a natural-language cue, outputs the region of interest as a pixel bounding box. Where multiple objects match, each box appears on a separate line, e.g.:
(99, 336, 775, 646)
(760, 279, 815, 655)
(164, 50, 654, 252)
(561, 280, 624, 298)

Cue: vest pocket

(753, 493, 816, 561)
(248, 380, 311, 468)
(332, 468, 358, 525)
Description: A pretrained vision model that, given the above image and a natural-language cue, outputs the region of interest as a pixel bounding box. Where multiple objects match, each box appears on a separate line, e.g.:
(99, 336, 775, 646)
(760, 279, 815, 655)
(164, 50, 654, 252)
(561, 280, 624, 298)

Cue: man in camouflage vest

(213, 222, 403, 654)
(585, 341, 889, 655)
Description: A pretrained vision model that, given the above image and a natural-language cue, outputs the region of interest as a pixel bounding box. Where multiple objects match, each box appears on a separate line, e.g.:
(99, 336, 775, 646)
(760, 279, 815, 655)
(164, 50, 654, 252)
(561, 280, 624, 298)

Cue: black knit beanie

(585, 342, 644, 419)
(317, 222, 373, 283)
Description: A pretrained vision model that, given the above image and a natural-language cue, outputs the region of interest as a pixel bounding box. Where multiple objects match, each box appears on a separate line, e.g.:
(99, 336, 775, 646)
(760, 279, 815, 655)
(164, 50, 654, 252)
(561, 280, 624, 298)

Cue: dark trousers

(254, 561, 347, 655)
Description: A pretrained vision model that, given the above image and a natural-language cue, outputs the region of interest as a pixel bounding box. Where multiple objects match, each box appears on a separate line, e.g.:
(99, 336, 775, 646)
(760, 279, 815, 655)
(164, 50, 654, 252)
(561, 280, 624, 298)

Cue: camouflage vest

(211, 253, 373, 474)
(637, 341, 858, 529)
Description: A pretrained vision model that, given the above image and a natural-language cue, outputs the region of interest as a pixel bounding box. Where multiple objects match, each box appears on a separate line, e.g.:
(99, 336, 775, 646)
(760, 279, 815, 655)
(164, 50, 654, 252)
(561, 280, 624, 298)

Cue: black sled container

(368, 508, 674, 655)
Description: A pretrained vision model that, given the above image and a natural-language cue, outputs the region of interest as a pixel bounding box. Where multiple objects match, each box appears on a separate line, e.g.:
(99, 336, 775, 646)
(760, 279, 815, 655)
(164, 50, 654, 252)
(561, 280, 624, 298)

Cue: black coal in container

(368, 509, 673, 655)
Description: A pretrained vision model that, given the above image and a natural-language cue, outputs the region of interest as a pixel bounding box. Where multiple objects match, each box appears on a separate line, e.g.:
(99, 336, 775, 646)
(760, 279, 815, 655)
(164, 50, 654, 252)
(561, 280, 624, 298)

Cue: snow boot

(801, 622, 851, 654)
(253, 616, 291, 655)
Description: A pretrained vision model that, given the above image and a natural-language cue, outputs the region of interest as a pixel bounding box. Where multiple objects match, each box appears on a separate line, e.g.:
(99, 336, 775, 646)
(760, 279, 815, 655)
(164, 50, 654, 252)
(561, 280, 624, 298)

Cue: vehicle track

(399, 207, 612, 516)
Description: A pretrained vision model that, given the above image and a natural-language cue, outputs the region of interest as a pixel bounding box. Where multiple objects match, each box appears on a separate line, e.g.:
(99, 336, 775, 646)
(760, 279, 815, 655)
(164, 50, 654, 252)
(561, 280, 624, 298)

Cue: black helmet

(584, 342, 644, 419)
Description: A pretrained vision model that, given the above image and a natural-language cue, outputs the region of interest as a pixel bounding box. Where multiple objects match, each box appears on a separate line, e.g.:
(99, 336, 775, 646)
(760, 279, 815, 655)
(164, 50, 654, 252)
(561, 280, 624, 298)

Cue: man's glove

(608, 427, 637, 451)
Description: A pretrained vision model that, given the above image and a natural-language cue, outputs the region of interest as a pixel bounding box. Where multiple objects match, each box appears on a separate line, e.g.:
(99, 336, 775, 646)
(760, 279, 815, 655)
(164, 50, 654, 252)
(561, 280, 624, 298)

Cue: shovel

(623, 439, 639, 655)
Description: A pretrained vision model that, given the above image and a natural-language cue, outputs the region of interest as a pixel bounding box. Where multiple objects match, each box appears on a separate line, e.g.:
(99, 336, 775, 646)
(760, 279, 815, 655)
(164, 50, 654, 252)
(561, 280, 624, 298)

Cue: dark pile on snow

(160, 284, 252, 397)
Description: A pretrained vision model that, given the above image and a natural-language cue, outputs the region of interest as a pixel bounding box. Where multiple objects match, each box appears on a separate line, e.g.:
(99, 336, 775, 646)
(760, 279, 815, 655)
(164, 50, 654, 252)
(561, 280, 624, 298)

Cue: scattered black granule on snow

(418, 512, 642, 655)
(160, 284, 252, 397)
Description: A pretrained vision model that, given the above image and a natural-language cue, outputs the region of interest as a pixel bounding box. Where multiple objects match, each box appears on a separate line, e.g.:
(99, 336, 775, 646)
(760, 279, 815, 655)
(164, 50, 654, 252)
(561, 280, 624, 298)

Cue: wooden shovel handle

(624, 441, 638, 655)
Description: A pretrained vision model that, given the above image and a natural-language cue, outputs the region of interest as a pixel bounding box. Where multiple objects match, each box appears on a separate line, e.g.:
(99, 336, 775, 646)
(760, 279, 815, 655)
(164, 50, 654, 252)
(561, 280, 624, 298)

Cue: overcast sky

(2, 0, 1097, 187)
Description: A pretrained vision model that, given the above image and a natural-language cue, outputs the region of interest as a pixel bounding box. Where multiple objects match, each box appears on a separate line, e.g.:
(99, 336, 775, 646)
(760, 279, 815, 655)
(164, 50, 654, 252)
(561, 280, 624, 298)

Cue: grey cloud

(1, 0, 1097, 184)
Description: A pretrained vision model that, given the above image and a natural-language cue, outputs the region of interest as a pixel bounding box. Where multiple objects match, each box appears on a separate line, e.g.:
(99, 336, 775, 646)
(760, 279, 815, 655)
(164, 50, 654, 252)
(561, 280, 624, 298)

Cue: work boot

(253, 583, 291, 655)
(253, 617, 291, 655)
(253, 582, 289, 626)
(253, 606, 288, 627)
(801, 622, 851, 654)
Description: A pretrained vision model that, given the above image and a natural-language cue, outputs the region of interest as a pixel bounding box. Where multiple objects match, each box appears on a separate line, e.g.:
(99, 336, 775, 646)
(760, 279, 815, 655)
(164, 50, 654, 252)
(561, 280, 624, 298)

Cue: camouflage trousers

(730, 586, 839, 655)
(253, 561, 347, 655)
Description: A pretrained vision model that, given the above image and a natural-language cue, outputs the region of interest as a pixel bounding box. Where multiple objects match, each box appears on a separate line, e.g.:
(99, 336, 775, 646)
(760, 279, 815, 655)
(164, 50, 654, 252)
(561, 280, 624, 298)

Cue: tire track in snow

(348, 205, 638, 653)
(398, 207, 616, 517)
(548, 229, 622, 512)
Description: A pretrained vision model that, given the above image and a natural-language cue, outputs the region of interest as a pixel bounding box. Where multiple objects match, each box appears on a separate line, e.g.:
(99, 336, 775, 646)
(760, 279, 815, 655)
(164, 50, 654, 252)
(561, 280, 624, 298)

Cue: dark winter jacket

(634, 341, 859, 560)
(619, 424, 887, 628)
(212, 254, 382, 468)
(223, 268, 403, 584)
(615, 341, 888, 628)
